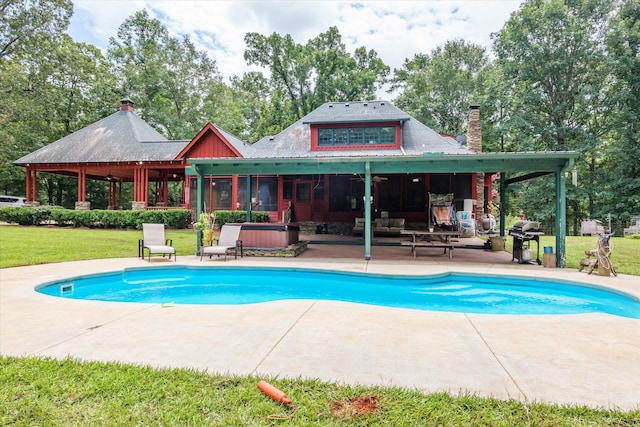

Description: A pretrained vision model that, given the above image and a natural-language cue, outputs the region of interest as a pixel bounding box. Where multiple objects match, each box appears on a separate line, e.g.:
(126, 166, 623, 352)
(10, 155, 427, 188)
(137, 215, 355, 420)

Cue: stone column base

(132, 201, 146, 210)
(75, 201, 91, 210)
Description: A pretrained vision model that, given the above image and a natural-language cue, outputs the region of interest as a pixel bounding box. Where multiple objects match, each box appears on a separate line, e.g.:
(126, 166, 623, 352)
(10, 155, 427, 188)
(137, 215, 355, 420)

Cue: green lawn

(505, 235, 640, 276)
(1, 357, 638, 426)
(0, 226, 197, 268)
(1, 225, 639, 425)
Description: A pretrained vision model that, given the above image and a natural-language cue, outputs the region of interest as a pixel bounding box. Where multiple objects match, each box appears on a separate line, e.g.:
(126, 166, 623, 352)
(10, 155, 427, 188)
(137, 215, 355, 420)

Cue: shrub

(213, 210, 269, 226)
(0, 207, 191, 229)
(0, 206, 53, 225)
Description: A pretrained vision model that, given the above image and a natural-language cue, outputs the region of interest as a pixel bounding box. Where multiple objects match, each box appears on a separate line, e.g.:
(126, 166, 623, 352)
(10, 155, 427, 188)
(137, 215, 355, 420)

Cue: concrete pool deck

(1, 249, 639, 410)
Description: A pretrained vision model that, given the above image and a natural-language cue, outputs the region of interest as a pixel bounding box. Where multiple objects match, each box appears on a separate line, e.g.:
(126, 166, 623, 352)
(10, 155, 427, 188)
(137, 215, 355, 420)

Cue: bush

(0, 207, 191, 229)
(213, 210, 269, 226)
(0, 206, 53, 226)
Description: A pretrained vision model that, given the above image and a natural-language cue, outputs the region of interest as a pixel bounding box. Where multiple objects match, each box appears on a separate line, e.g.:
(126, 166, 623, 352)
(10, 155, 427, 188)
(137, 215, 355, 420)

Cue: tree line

(1, 0, 638, 233)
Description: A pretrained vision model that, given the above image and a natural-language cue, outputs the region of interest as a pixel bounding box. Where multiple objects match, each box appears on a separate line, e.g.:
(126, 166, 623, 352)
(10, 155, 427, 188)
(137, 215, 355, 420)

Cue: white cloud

(69, 0, 523, 87)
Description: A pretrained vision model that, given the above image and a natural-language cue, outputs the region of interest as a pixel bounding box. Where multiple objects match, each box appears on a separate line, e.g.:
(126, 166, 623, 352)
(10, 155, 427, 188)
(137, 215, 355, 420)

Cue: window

(237, 176, 278, 211)
(328, 175, 365, 211)
(316, 125, 396, 147)
(208, 178, 232, 210)
(318, 128, 333, 146)
(296, 183, 311, 203)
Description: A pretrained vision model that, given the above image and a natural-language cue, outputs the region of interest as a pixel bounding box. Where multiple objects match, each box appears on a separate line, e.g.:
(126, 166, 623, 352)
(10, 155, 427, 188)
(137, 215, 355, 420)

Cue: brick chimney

(467, 105, 485, 215)
(120, 97, 135, 112)
(467, 105, 481, 153)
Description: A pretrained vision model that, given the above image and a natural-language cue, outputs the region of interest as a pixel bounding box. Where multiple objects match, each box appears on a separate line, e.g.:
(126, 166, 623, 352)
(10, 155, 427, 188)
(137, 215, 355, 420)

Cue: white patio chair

(200, 224, 243, 261)
(142, 223, 176, 262)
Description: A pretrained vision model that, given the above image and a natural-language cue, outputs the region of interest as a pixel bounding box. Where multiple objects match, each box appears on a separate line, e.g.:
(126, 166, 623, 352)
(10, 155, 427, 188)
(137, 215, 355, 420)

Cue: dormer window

(312, 122, 399, 150)
(318, 126, 396, 146)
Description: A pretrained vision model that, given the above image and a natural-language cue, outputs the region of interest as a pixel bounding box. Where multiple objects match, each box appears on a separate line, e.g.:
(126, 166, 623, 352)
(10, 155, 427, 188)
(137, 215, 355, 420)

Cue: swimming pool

(35, 266, 640, 318)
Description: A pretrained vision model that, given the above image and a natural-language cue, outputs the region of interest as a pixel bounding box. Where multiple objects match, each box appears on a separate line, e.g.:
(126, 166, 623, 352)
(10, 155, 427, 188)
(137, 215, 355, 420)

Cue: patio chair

(142, 223, 176, 262)
(200, 224, 243, 261)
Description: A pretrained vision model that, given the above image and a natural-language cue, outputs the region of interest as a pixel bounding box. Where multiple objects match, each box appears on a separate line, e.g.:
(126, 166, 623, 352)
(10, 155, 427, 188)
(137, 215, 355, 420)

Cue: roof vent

(363, 102, 368, 107)
(380, 102, 385, 106)
(269, 136, 275, 141)
(328, 104, 333, 108)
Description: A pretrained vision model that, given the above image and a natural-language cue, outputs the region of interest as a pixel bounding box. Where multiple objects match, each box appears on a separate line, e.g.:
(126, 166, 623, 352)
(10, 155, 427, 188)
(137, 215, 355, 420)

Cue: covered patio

(187, 151, 579, 266)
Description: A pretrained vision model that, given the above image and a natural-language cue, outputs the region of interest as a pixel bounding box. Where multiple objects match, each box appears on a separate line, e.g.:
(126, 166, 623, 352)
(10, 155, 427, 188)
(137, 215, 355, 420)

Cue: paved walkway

(1, 248, 639, 410)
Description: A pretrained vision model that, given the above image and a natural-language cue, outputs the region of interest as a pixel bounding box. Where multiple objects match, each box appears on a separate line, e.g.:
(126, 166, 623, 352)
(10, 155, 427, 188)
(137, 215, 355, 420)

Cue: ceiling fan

(351, 174, 388, 183)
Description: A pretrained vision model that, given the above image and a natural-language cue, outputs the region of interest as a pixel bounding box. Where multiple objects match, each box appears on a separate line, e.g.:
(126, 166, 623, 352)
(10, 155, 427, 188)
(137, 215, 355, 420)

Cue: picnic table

(400, 230, 461, 259)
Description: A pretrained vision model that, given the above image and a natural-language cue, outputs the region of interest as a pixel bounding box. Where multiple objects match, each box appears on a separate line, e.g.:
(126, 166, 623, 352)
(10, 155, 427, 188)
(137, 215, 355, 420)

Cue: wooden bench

(401, 241, 455, 259)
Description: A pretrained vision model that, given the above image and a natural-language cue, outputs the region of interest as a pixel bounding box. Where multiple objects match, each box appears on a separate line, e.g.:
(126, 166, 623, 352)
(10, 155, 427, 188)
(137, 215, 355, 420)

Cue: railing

(146, 204, 188, 210)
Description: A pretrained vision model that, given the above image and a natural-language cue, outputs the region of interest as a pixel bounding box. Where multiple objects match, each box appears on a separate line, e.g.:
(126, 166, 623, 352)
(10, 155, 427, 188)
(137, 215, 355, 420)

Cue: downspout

(364, 161, 372, 260)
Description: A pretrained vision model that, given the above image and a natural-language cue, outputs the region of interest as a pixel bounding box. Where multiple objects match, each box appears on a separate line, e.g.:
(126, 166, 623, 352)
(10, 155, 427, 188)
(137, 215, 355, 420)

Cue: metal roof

(301, 101, 410, 124)
(210, 124, 256, 158)
(13, 109, 188, 165)
(250, 100, 470, 158)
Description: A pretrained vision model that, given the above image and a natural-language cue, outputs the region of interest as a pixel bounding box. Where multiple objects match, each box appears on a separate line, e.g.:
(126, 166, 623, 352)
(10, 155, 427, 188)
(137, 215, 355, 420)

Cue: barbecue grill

(508, 221, 544, 264)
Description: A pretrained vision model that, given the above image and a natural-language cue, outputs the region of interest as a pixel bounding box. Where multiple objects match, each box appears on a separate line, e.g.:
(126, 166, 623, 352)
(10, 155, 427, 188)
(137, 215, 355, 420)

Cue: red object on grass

(257, 380, 292, 405)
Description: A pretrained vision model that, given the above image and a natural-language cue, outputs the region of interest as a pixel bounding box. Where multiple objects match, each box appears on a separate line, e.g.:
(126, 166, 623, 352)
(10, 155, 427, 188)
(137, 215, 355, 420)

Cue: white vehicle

(0, 195, 27, 207)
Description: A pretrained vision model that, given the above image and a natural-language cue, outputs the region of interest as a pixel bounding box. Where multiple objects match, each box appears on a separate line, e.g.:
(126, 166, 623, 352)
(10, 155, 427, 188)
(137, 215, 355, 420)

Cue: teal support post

(195, 168, 203, 255)
(364, 162, 372, 260)
(246, 175, 252, 223)
(499, 172, 506, 237)
(555, 168, 568, 267)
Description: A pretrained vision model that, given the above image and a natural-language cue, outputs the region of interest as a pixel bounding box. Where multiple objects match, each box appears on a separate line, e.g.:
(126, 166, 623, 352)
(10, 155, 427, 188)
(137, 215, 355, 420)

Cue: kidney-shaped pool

(36, 266, 640, 318)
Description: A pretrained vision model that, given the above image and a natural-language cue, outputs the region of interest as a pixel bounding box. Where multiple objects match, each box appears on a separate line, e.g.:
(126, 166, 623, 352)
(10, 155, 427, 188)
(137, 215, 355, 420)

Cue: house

(13, 98, 578, 264)
(182, 101, 487, 226)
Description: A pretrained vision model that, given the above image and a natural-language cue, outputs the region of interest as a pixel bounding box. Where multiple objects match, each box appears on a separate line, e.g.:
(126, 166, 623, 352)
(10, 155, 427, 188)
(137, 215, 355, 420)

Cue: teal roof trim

(187, 152, 579, 176)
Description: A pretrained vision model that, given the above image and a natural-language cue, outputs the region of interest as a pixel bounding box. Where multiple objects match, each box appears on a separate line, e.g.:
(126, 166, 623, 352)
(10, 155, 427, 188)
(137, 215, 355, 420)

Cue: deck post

(246, 174, 252, 222)
(364, 162, 372, 260)
(195, 166, 203, 254)
(499, 172, 506, 237)
(555, 167, 568, 268)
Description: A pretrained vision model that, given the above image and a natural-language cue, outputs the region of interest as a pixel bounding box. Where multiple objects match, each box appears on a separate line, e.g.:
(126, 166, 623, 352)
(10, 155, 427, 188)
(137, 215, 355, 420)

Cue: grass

(1, 225, 639, 275)
(1, 225, 639, 425)
(1, 356, 638, 426)
(504, 235, 640, 276)
(0, 226, 197, 268)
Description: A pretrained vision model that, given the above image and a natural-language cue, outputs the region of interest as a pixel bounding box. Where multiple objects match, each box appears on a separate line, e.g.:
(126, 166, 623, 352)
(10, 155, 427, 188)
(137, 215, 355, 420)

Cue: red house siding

(182, 128, 241, 159)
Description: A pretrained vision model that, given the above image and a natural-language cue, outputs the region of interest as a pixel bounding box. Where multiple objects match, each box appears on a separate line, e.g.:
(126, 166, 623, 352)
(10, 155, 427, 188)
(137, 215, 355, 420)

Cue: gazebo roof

(13, 108, 188, 165)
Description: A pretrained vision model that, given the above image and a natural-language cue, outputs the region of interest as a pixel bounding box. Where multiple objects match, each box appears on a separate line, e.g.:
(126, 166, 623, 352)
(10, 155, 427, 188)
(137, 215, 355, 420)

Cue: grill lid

(512, 221, 541, 232)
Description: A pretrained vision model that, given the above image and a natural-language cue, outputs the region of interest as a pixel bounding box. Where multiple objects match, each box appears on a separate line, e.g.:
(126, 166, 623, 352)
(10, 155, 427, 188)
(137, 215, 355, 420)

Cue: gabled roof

(250, 101, 471, 158)
(176, 122, 254, 160)
(13, 109, 188, 165)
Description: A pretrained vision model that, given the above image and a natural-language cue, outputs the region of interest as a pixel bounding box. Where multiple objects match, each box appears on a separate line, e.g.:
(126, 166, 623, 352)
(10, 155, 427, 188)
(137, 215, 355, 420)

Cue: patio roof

(186, 151, 579, 176)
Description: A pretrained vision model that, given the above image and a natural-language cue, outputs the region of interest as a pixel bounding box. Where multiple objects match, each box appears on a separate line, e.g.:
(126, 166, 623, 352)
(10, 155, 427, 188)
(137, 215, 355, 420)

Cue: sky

(68, 0, 524, 96)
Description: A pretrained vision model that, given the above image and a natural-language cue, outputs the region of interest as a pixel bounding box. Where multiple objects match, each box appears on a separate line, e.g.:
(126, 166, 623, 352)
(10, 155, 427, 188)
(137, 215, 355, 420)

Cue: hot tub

(228, 223, 300, 248)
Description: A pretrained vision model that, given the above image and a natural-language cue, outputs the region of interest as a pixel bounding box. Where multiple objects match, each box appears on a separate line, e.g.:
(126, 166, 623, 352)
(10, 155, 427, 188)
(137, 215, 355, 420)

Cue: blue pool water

(36, 266, 640, 318)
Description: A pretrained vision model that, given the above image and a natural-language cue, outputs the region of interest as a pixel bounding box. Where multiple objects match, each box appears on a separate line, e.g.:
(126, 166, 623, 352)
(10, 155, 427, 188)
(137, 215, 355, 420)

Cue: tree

(602, 0, 640, 225)
(0, 0, 75, 198)
(244, 26, 389, 128)
(0, 0, 73, 61)
(108, 10, 225, 140)
(0, 33, 118, 206)
(391, 40, 489, 136)
(492, 0, 615, 233)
